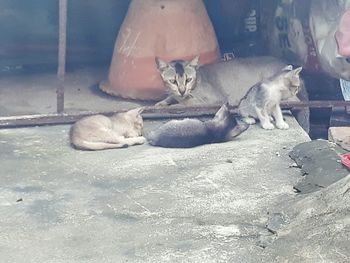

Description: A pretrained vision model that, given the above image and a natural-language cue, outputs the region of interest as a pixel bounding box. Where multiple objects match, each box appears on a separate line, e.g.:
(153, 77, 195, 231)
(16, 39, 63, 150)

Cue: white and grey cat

(238, 65, 302, 130)
(155, 56, 309, 133)
(147, 103, 249, 148)
(70, 108, 146, 150)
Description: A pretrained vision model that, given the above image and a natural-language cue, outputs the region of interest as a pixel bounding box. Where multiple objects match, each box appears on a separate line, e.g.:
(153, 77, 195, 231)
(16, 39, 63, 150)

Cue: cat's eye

(169, 79, 177, 84)
(186, 78, 192, 83)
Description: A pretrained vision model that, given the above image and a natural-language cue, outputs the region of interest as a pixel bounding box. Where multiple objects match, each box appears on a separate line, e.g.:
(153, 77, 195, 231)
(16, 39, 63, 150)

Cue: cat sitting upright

(237, 65, 302, 130)
(70, 108, 146, 150)
(147, 103, 249, 148)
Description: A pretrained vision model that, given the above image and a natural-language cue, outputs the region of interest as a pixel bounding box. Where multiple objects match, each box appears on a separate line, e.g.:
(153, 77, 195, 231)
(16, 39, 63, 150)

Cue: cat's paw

(261, 122, 275, 130)
(155, 100, 170, 107)
(136, 136, 147, 144)
(242, 117, 256, 125)
(230, 122, 250, 138)
(276, 121, 289, 130)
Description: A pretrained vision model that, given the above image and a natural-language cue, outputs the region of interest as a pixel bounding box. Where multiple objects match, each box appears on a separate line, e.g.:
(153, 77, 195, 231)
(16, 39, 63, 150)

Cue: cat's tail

(71, 140, 128, 151)
(229, 121, 250, 138)
(145, 131, 156, 146)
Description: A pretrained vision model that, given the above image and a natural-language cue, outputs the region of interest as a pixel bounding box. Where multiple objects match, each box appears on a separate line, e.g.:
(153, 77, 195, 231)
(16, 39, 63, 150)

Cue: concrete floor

(0, 115, 310, 263)
(8, 68, 350, 262)
(0, 67, 148, 117)
(2, 67, 349, 262)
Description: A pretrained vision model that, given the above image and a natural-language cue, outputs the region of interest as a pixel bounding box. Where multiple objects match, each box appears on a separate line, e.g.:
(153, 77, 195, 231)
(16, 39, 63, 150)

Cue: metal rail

(0, 100, 349, 128)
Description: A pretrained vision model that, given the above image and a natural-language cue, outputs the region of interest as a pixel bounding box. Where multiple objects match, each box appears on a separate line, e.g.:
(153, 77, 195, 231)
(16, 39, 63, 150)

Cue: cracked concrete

(1, 68, 350, 262)
(265, 174, 350, 262)
(0, 116, 313, 263)
(289, 139, 349, 194)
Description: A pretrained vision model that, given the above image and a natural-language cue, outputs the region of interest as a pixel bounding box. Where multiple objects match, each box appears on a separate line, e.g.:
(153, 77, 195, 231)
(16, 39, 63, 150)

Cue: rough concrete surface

(1, 68, 350, 262)
(265, 174, 350, 263)
(289, 139, 349, 194)
(0, 116, 314, 263)
(328, 127, 350, 151)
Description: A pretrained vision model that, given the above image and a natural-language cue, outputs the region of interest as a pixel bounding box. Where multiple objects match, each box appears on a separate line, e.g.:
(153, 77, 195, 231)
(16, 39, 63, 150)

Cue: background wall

(0, 0, 264, 70)
(0, 0, 130, 68)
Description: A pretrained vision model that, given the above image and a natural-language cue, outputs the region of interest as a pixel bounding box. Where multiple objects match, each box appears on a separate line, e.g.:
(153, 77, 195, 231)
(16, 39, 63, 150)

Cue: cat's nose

(179, 89, 186, 96)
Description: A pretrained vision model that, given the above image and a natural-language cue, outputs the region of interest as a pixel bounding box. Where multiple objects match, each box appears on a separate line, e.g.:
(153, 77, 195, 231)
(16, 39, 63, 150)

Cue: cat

(155, 56, 310, 133)
(70, 108, 146, 150)
(147, 103, 249, 148)
(237, 65, 303, 130)
(155, 56, 200, 106)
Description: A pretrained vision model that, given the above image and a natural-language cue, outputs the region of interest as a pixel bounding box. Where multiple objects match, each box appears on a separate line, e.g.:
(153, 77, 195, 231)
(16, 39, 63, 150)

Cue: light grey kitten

(70, 108, 146, 150)
(147, 103, 249, 148)
(155, 56, 309, 133)
(238, 66, 302, 130)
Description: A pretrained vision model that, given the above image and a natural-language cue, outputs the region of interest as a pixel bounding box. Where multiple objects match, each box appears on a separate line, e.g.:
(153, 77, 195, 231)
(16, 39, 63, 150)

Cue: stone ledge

(328, 126, 350, 151)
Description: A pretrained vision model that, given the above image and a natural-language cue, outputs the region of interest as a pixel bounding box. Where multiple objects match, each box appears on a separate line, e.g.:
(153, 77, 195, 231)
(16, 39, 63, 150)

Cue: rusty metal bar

(0, 100, 350, 128)
(0, 106, 218, 128)
(280, 100, 350, 109)
(57, 0, 68, 113)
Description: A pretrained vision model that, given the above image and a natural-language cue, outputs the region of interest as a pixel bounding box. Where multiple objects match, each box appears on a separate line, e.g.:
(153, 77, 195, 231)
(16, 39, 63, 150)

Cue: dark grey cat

(155, 56, 309, 133)
(147, 103, 249, 148)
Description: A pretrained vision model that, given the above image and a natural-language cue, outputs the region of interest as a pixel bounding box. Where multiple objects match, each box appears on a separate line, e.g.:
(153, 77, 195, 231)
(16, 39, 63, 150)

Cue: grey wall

(0, 0, 261, 68)
(0, 0, 130, 67)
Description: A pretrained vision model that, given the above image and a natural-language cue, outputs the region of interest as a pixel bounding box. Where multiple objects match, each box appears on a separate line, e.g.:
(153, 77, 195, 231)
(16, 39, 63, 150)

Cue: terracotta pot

(100, 0, 220, 100)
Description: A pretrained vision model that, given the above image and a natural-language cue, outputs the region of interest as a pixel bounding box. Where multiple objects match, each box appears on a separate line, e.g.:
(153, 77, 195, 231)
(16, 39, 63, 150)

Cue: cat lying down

(147, 103, 249, 148)
(70, 108, 146, 151)
(70, 64, 302, 150)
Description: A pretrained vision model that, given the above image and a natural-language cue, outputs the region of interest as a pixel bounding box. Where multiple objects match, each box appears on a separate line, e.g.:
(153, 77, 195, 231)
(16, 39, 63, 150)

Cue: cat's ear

(136, 107, 145, 115)
(292, 66, 303, 75)
(127, 107, 143, 117)
(187, 55, 200, 68)
(214, 103, 229, 120)
(284, 66, 302, 79)
(155, 57, 168, 71)
(282, 65, 293, 71)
